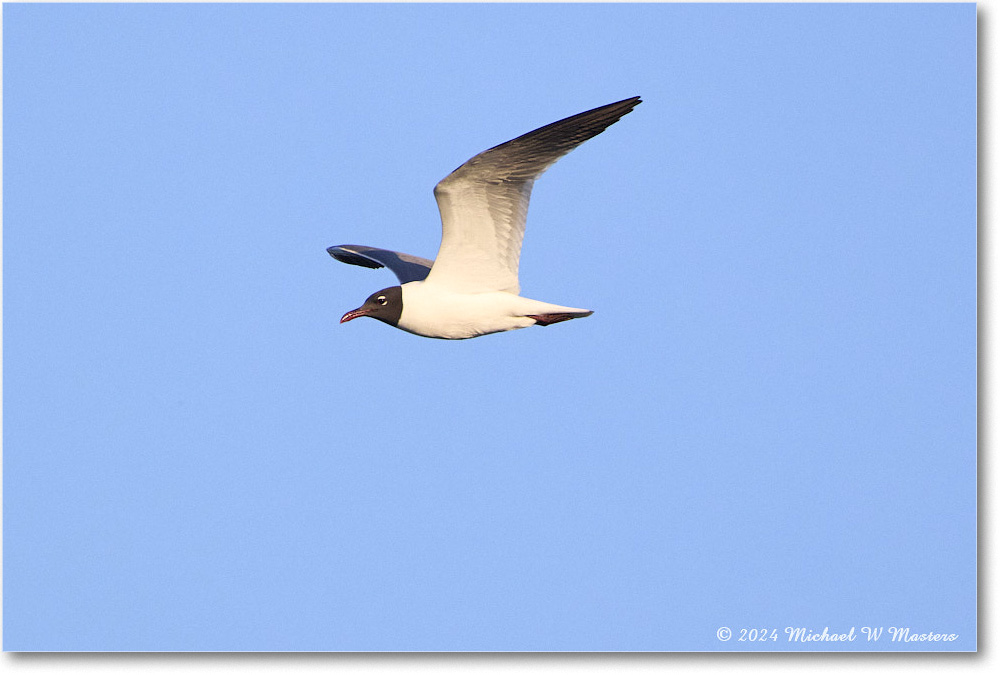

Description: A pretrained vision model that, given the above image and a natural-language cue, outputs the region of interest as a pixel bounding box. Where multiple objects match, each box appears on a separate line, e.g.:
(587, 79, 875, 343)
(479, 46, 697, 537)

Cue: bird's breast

(397, 282, 536, 340)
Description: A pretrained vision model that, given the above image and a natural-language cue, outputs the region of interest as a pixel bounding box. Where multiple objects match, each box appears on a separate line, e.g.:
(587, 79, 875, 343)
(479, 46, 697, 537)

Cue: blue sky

(3, 3, 976, 651)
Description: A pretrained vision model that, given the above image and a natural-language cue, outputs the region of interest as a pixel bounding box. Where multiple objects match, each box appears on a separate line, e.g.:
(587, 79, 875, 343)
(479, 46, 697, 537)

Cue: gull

(328, 96, 641, 340)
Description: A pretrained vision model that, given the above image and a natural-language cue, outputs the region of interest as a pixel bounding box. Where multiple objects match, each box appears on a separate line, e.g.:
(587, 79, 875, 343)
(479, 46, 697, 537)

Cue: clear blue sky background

(3, 3, 976, 651)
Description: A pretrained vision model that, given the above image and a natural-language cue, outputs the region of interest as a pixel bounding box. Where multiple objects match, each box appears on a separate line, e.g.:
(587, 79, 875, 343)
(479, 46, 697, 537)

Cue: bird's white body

(397, 281, 591, 340)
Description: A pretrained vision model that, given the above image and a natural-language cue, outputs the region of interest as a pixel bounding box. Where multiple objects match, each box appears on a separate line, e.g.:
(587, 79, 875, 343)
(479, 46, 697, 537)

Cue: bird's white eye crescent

(377, 295, 387, 306)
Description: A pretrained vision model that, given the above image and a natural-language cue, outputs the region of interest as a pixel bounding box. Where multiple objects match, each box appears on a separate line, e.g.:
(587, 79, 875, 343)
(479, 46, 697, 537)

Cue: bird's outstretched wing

(426, 96, 641, 294)
(327, 245, 433, 284)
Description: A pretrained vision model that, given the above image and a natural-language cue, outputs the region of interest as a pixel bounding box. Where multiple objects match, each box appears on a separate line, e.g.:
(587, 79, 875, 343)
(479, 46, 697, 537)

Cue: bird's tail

(526, 311, 594, 326)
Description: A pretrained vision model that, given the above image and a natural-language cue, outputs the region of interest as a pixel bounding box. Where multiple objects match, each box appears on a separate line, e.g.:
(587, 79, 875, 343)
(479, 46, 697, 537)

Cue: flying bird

(329, 96, 641, 340)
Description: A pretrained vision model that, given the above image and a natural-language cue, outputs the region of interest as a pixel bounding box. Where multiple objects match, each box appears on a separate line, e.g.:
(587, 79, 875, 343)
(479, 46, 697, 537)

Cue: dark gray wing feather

(327, 245, 433, 284)
(445, 96, 642, 183)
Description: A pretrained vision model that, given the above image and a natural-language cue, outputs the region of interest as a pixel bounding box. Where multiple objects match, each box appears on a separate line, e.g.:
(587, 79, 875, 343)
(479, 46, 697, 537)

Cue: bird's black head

(340, 286, 403, 327)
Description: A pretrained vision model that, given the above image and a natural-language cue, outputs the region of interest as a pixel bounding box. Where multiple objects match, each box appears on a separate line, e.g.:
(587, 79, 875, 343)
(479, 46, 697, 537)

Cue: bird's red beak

(340, 307, 371, 324)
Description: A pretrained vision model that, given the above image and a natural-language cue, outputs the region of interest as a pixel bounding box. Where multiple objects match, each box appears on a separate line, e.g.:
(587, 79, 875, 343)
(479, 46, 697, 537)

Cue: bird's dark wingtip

(327, 245, 384, 270)
(618, 96, 642, 112)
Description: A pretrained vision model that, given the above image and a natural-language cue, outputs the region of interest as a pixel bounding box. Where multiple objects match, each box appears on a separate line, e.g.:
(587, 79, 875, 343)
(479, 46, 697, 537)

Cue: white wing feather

(425, 97, 641, 294)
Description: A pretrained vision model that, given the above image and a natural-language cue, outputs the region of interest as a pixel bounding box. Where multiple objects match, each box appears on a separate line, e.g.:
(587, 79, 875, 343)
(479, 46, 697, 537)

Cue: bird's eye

(377, 295, 387, 306)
